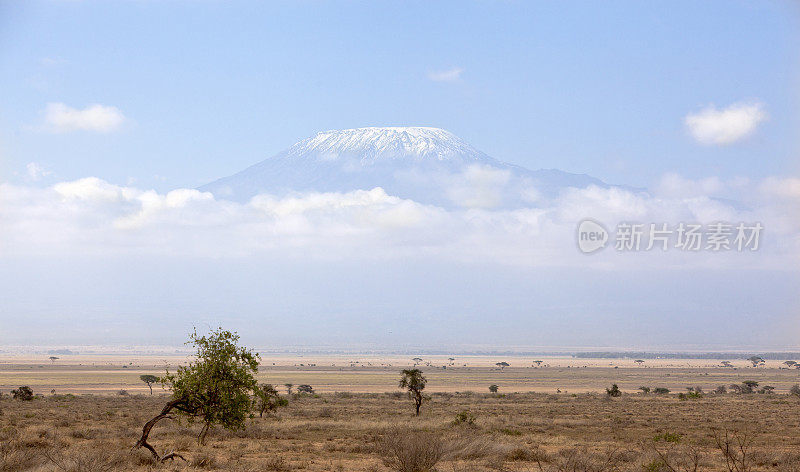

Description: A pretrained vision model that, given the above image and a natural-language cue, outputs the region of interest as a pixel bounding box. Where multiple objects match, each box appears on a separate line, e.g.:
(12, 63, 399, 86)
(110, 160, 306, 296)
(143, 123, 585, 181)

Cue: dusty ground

(2, 355, 799, 395)
(2, 357, 800, 471)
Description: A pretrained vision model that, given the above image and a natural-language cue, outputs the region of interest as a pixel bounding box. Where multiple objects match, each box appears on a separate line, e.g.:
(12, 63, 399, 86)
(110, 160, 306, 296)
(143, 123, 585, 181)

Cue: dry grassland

(2, 356, 800, 471)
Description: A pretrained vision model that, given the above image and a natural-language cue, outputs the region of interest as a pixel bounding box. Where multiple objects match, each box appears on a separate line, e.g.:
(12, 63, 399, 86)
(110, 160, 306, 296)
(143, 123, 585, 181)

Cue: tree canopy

(399, 369, 427, 416)
(135, 327, 263, 462)
(139, 374, 159, 395)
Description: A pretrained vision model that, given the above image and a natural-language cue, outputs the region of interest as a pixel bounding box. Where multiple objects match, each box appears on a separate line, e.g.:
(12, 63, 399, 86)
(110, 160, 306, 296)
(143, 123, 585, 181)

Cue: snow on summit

(200, 127, 613, 208)
(288, 127, 493, 164)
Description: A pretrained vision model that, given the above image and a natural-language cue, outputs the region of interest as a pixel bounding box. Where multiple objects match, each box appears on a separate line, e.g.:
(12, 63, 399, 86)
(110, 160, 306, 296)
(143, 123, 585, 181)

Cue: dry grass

(1, 389, 799, 471)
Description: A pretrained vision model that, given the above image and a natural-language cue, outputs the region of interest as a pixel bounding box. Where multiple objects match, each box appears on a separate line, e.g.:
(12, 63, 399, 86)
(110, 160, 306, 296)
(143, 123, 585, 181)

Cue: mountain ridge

(200, 126, 627, 208)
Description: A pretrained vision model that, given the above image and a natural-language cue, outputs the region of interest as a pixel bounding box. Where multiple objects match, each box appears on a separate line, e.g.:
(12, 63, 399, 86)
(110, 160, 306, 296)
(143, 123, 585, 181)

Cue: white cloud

(654, 173, 749, 199)
(26, 162, 52, 181)
(446, 164, 511, 209)
(684, 102, 767, 145)
(759, 176, 800, 200)
(44, 102, 125, 133)
(427, 67, 464, 82)
(656, 173, 723, 198)
(0, 174, 797, 269)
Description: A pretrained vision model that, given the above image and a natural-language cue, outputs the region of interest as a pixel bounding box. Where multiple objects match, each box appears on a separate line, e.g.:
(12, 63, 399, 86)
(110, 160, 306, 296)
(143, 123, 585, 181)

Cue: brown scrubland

(2, 365, 800, 472)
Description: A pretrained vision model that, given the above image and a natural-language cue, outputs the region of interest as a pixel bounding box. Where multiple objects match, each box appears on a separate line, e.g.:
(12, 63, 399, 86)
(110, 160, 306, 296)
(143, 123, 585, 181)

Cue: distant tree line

(573, 352, 800, 360)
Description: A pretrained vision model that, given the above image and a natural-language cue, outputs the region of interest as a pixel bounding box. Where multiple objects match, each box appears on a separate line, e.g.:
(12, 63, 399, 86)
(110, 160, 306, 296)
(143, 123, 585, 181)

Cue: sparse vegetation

(2, 365, 800, 471)
(451, 409, 476, 426)
(4, 353, 800, 471)
(399, 368, 427, 416)
(139, 374, 158, 395)
(134, 327, 261, 461)
(11, 386, 33, 401)
(254, 383, 288, 417)
(606, 383, 621, 397)
(379, 429, 444, 472)
(678, 390, 703, 400)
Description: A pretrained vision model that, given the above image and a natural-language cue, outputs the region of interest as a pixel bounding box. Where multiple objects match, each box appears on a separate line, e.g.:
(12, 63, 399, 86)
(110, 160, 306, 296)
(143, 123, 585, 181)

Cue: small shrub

(11, 387, 33, 401)
(714, 385, 727, 394)
(790, 384, 800, 397)
(678, 391, 703, 400)
(380, 429, 444, 472)
(606, 384, 621, 397)
(653, 432, 682, 443)
(638, 386, 650, 394)
(488, 384, 498, 393)
(116, 389, 129, 396)
(643, 458, 667, 472)
(499, 428, 522, 436)
(654, 387, 670, 395)
(505, 445, 549, 462)
(451, 410, 476, 426)
(741, 380, 759, 394)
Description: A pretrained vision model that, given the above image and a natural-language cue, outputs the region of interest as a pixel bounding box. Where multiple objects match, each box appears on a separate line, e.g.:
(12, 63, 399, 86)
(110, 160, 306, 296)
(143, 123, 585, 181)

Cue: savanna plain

(2, 355, 800, 472)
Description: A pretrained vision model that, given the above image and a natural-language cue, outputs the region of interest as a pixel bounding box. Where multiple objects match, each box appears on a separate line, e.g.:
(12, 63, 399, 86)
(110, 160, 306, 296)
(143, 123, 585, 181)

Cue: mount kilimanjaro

(200, 127, 623, 208)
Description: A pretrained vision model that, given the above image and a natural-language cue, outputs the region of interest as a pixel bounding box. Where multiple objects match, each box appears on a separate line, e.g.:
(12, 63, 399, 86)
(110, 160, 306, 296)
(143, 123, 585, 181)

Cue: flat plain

(2, 355, 800, 471)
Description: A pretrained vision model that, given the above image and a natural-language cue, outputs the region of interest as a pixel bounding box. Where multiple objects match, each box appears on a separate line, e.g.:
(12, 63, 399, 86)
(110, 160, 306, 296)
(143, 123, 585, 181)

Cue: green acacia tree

(254, 384, 288, 417)
(139, 374, 159, 395)
(134, 328, 260, 462)
(399, 369, 427, 416)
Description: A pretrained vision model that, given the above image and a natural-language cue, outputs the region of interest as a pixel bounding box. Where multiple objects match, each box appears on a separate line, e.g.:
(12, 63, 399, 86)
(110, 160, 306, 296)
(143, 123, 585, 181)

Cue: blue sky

(1, 1, 799, 350)
(1, 1, 798, 190)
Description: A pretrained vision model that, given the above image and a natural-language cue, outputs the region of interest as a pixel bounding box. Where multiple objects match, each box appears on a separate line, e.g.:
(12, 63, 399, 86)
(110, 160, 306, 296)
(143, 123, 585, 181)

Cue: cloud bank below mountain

(2, 174, 797, 269)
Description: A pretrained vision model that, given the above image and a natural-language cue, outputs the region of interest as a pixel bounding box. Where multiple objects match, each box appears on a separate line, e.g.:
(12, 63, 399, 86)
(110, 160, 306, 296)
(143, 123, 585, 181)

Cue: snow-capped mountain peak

(286, 127, 493, 164)
(200, 126, 616, 208)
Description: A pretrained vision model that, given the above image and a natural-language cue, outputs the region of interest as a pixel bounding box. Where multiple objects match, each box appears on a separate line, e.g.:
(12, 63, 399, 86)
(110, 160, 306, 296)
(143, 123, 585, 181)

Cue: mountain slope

(200, 127, 615, 208)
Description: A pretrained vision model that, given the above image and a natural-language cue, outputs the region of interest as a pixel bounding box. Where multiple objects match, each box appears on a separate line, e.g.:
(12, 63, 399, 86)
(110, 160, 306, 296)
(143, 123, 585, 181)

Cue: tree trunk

(148, 384, 153, 395)
(134, 398, 189, 462)
(198, 421, 211, 445)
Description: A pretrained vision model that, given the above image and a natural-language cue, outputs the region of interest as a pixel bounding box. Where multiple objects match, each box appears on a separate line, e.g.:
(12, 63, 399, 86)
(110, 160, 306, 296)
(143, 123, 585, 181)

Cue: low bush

(379, 429, 444, 472)
(451, 410, 476, 426)
(606, 384, 622, 397)
(11, 387, 33, 401)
